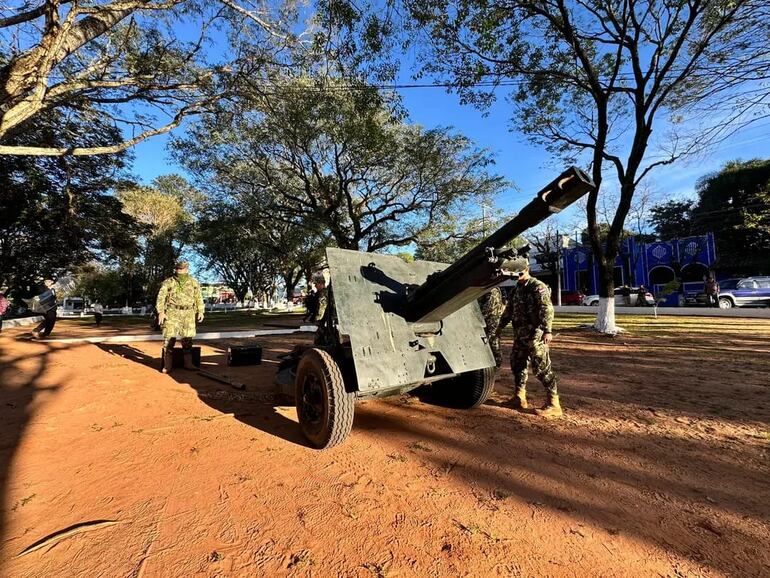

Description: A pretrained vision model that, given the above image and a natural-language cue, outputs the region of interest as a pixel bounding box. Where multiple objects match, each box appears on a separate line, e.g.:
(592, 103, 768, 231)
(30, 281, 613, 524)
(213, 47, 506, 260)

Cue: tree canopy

(693, 159, 770, 274)
(174, 75, 505, 253)
(0, 108, 138, 291)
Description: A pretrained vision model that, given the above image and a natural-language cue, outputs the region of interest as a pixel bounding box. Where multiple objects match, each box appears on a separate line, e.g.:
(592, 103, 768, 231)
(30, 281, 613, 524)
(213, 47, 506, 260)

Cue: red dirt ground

(1, 318, 769, 577)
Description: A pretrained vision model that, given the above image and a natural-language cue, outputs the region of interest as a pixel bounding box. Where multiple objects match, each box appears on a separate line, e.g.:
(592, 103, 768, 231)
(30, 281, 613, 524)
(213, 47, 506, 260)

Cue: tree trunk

(594, 257, 617, 333)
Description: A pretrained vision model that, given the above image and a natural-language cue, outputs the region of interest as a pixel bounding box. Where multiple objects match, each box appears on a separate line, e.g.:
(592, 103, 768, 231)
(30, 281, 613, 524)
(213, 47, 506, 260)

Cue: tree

(529, 223, 566, 281)
(332, 0, 770, 331)
(174, 75, 505, 253)
(117, 175, 198, 299)
(72, 263, 143, 306)
(194, 197, 328, 302)
(414, 208, 504, 262)
(649, 200, 694, 240)
(691, 159, 770, 274)
(0, 108, 139, 291)
(0, 1, 296, 156)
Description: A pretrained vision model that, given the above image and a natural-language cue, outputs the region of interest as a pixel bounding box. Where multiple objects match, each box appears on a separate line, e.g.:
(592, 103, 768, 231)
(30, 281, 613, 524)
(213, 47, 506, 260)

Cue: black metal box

(227, 345, 262, 366)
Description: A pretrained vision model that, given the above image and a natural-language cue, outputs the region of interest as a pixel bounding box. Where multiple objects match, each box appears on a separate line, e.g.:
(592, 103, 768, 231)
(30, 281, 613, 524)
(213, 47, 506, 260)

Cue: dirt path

(1, 319, 769, 577)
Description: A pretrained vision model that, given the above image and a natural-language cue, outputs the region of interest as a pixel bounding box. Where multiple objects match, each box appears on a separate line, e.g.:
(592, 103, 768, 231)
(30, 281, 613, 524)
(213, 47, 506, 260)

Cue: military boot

(162, 348, 174, 374)
(535, 393, 563, 418)
(511, 387, 528, 410)
(182, 351, 197, 370)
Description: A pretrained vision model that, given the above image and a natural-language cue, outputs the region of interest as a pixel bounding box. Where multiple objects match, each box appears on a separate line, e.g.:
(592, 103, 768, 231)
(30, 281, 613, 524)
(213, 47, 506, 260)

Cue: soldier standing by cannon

(496, 262, 562, 417)
(479, 287, 506, 368)
(157, 261, 204, 373)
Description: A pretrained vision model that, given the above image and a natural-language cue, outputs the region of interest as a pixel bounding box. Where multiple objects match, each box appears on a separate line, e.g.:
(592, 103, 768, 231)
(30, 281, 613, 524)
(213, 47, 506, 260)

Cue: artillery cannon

(276, 167, 594, 448)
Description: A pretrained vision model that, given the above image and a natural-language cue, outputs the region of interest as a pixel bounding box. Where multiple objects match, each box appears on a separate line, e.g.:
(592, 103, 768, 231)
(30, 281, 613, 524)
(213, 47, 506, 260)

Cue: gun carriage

(276, 167, 594, 448)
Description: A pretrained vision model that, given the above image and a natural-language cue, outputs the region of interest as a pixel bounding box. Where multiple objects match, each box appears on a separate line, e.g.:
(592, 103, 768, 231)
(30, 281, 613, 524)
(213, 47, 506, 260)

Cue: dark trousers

(706, 294, 719, 307)
(164, 337, 193, 352)
(34, 309, 57, 337)
(94, 313, 103, 326)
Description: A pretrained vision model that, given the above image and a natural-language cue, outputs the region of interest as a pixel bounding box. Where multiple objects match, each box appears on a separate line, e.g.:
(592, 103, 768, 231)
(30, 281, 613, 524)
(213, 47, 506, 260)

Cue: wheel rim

(299, 373, 325, 435)
(719, 299, 730, 309)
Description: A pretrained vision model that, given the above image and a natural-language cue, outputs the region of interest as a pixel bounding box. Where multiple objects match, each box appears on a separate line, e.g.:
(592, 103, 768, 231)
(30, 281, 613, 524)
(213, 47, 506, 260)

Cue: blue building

(561, 233, 717, 306)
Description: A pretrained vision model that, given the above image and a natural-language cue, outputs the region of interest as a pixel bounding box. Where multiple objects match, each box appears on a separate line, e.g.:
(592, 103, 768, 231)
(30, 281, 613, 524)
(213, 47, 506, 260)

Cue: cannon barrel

(403, 166, 594, 324)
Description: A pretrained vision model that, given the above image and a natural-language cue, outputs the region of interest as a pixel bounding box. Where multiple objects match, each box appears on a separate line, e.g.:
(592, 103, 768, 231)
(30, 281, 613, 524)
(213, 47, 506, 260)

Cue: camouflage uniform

(478, 287, 506, 367)
(156, 274, 204, 355)
(314, 286, 328, 323)
(313, 285, 337, 346)
(498, 277, 557, 396)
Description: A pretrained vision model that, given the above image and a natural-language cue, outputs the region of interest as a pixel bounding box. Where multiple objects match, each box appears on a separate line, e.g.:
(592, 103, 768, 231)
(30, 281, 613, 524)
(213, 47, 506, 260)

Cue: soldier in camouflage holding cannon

(496, 262, 562, 418)
(156, 261, 205, 373)
(479, 287, 506, 368)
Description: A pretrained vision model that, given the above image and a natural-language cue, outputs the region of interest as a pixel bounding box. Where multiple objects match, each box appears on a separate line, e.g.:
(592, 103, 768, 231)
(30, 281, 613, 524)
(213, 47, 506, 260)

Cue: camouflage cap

(500, 255, 529, 275)
(175, 260, 189, 270)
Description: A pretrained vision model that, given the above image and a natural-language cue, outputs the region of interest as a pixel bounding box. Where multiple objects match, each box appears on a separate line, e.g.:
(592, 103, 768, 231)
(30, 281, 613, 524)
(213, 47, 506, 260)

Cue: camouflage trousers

(164, 337, 193, 352)
(510, 335, 558, 396)
(488, 334, 502, 368)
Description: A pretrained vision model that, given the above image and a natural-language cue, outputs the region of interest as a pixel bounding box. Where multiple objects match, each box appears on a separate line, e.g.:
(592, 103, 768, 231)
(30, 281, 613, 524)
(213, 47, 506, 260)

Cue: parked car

(695, 277, 770, 309)
(559, 291, 584, 305)
(583, 287, 655, 307)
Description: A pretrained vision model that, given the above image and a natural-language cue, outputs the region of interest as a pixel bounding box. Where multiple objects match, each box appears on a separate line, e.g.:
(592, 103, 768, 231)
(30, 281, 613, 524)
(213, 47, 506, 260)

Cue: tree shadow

(549, 336, 770, 424)
(0, 337, 70, 574)
(352, 399, 770, 577)
(96, 342, 309, 447)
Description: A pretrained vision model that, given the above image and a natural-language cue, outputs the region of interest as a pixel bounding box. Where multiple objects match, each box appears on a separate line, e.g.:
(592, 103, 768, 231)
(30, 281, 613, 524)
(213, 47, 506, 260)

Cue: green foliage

(691, 159, 770, 275)
(194, 197, 327, 301)
(649, 200, 695, 241)
(72, 265, 144, 307)
(0, 109, 138, 290)
(117, 175, 198, 298)
(579, 224, 635, 246)
(174, 74, 505, 253)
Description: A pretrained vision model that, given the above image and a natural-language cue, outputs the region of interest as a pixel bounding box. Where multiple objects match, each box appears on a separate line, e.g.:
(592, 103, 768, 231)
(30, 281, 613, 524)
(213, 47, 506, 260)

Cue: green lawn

(551, 312, 770, 338)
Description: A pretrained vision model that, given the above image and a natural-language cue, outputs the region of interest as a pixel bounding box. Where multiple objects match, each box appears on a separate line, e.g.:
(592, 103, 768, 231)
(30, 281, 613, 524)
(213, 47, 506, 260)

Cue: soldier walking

(496, 263, 562, 417)
(156, 261, 204, 373)
(28, 279, 58, 339)
(478, 286, 506, 368)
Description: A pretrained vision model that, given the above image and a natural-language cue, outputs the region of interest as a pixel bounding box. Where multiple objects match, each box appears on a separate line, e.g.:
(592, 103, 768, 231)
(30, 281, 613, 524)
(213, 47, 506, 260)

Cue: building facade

(561, 233, 717, 305)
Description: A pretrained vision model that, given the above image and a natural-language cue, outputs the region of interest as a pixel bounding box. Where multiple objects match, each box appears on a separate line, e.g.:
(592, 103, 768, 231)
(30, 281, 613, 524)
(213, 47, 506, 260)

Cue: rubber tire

(445, 367, 497, 409)
(719, 297, 733, 309)
(589, 300, 599, 306)
(295, 348, 355, 449)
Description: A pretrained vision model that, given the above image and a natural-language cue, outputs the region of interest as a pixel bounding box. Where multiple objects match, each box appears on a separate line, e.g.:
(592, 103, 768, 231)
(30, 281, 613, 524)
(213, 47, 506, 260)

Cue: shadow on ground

(96, 342, 308, 447)
(0, 337, 79, 575)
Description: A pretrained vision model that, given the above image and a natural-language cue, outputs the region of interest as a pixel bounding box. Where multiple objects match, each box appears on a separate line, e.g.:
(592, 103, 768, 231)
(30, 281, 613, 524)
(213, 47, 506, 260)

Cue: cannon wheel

(295, 348, 355, 449)
(420, 367, 496, 409)
(447, 367, 496, 409)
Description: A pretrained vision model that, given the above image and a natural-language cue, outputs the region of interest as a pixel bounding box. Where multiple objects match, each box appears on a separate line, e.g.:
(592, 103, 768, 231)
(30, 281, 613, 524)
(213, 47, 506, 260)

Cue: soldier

(156, 261, 204, 373)
(636, 285, 648, 306)
(29, 279, 57, 339)
(496, 263, 562, 417)
(478, 287, 506, 368)
(313, 273, 328, 323)
(312, 273, 334, 346)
